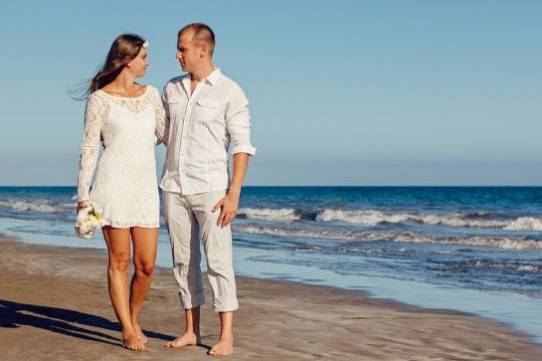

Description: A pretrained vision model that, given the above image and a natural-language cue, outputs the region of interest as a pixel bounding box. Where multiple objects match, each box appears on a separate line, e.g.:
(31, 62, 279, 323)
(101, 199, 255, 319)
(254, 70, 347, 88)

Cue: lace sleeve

(77, 94, 107, 201)
(153, 87, 169, 145)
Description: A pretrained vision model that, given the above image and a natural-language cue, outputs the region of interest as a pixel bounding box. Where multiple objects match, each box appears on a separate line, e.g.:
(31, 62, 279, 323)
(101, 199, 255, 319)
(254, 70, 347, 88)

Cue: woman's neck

(105, 72, 139, 95)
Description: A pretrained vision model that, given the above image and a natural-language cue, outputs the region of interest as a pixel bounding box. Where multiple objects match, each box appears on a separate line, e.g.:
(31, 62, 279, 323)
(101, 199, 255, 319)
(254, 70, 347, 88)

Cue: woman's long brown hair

(90, 33, 146, 93)
(73, 34, 146, 100)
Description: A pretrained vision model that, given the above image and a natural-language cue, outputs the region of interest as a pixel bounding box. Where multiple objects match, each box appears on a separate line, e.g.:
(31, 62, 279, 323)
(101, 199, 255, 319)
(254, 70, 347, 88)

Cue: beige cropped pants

(163, 190, 239, 312)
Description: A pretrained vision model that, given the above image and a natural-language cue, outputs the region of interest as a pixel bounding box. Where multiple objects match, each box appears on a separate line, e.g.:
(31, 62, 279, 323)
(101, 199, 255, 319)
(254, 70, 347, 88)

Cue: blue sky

(1, 1, 541, 185)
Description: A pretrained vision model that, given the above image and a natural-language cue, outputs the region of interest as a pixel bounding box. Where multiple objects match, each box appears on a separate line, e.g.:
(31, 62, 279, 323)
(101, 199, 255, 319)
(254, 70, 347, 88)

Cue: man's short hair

(178, 23, 216, 56)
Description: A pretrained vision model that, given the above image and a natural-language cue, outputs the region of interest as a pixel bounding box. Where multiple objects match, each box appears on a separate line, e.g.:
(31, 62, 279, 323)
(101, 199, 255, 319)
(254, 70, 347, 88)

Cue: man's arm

(212, 85, 256, 227)
(212, 153, 250, 227)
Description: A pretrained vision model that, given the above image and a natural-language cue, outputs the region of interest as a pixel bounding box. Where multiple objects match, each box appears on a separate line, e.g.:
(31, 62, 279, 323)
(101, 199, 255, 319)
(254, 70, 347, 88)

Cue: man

(160, 23, 255, 356)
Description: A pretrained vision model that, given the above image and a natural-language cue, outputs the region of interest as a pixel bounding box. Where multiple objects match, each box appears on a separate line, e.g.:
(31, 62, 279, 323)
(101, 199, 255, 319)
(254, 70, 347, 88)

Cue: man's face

(176, 29, 201, 73)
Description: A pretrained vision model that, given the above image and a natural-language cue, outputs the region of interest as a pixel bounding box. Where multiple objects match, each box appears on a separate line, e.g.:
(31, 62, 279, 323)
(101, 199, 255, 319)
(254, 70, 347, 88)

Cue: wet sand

(0, 235, 540, 360)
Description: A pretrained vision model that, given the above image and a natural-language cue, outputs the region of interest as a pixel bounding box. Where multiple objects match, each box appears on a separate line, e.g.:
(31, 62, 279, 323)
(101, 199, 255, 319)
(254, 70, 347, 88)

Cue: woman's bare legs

(129, 227, 158, 344)
(102, 226, 146, 351)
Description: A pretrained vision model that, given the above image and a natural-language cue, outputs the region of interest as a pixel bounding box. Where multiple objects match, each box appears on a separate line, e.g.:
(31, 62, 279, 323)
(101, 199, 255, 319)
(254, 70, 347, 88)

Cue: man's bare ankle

(176, 329, 199, 341)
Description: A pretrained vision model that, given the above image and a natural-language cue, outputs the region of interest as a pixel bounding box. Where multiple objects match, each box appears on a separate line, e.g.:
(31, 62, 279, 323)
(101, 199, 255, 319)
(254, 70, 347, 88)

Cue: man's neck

(190, 63, 215, 82)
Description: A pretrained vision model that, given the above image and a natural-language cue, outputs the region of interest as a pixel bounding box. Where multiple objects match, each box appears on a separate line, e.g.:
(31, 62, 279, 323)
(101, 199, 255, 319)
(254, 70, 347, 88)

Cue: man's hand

(211, 153, 249, 228)
(212, 187, 241, 228)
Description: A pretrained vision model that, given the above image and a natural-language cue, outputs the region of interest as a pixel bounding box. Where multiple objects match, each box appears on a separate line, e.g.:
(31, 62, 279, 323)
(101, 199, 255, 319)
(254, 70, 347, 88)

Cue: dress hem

(100, 221, 159, 229)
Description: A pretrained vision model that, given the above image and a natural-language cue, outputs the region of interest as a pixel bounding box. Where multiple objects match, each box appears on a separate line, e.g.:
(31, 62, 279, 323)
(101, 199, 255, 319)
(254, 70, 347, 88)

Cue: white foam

(234, 225, 542, 250)
(238, 208, 301, 222)
(235, 225, 368, 241)
(316, 209, 542, 231)
(0, 200, 60, 213)
(471, 261, 540, 272)
(402, 235, 542, 250)
(504, 217, 542, 231)
(317, 209, 408, 225)
(235, 207, 542, 231)
(517, 265, 539, 273)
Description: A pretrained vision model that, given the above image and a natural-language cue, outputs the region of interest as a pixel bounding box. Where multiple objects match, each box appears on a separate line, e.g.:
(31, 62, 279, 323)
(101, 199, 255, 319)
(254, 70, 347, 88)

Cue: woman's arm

(77, 94, 107, 208)
(154, 87, 169, 145)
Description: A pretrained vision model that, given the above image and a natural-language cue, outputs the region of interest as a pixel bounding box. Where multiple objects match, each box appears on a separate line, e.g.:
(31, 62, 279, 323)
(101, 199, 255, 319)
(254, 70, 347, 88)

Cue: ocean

(1, 186, 541, 341)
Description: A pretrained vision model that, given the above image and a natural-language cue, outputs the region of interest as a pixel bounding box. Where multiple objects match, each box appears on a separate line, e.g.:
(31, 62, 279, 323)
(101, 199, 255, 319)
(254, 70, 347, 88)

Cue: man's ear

(200, 43, 207, 58)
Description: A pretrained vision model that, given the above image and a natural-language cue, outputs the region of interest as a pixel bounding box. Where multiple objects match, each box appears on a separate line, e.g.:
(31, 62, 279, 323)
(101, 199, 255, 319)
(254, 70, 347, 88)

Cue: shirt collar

(181, 68, 222, 92)
(204, 67, 221, 86)
(181, 67, 221, 88)
(181, 74, 190, 91)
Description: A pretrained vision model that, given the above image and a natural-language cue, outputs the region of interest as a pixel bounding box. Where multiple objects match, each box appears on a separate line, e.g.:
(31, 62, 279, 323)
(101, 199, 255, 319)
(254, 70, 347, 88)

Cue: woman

(76, 34, 168, 351)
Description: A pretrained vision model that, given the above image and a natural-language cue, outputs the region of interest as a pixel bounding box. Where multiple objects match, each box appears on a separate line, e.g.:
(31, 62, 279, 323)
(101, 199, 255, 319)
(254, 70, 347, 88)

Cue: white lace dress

(77, 86, 168, 228)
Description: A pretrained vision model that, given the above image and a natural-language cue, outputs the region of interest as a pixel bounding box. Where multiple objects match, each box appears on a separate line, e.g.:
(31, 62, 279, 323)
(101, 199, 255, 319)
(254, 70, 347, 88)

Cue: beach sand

(0, 235, 540, 361)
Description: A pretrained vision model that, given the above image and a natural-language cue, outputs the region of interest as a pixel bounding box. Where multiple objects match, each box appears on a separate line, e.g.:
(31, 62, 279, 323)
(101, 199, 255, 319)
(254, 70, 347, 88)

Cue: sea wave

(238, 207, 542, 231)
(468, 260, 541, 273)
(0, 199, 74, 214)
(316, 209, 512, 228)
(234, 225, 542, 250)
(238, 208, 302, 221)
(4, 200, 542, 232)
(503, 217, 542, 231)
(428, 259, 542, 275)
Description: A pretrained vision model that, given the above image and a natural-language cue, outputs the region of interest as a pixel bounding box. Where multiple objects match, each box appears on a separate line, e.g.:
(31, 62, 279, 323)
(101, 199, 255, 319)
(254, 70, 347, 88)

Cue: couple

(76, 23, 255, 356)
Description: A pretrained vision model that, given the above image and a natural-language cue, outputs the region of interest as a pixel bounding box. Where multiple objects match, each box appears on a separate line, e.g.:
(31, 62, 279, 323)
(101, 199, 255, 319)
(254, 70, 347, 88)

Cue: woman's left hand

(76, 200, 89, 213)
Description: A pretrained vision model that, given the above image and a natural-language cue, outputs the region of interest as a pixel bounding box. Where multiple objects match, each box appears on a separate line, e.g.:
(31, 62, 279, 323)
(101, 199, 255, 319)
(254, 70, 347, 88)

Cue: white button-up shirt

(160, 68, 256, 195)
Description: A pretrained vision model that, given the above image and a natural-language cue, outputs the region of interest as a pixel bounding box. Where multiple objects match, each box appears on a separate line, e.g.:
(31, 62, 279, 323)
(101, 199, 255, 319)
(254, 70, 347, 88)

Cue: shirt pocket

(166, 93, 185, 123)
(166, 88, 183, 104)
(195, 98, 220, 123)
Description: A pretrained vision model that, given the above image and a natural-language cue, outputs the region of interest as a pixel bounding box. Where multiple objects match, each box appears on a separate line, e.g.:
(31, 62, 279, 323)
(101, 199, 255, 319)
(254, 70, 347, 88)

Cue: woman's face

(127, 47, 149, 78)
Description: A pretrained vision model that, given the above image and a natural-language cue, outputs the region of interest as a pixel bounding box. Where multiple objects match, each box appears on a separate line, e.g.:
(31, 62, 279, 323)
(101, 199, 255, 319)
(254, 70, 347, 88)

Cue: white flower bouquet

(75, 202, 103, 239)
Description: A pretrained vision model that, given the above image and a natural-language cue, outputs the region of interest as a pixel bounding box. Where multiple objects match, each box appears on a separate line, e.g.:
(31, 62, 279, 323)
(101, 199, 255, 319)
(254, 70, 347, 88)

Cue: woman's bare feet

(208, 334, 233, 356)
(163, 330, 200, 348)
(122, 332, 147, 351)
(133, 323, 148, 343)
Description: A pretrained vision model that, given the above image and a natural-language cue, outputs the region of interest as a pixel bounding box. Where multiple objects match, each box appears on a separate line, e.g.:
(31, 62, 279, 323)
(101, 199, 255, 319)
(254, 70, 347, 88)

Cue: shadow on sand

(0, 299, 177, 347)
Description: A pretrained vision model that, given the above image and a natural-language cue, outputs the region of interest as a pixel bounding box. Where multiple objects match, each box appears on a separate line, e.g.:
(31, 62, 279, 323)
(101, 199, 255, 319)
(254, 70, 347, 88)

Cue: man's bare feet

(208, 335, 233, 356)
(133, 323, 148, 343)
(122, 333, 147, 351)
(163, 331, 200, 348)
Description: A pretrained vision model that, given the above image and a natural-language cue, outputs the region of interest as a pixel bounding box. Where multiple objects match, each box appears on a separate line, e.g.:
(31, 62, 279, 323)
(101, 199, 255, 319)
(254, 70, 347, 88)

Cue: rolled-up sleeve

(225, 85, 256, 156)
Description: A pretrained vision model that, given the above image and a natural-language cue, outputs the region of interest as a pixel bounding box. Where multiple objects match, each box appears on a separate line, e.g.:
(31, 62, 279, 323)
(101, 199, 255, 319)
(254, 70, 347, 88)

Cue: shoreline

(1, 234, 541, 360)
